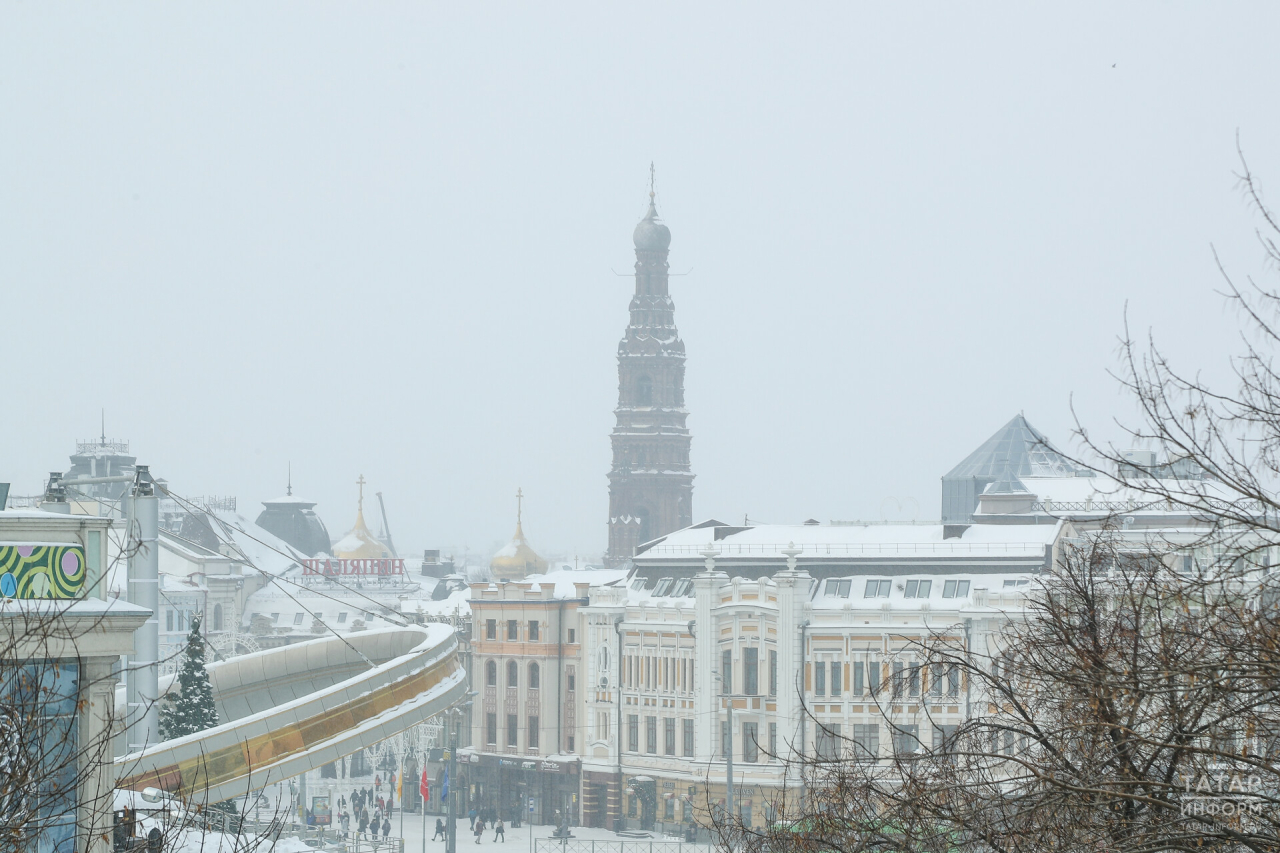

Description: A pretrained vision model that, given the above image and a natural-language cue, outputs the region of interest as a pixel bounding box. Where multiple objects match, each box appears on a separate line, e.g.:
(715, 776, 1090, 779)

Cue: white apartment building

(578, 519, 1062, 832)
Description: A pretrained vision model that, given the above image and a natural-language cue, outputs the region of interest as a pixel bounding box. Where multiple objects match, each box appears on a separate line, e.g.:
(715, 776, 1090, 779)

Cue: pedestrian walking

(433, 818, 446, 841)
(383, 817, 392, 840)
(358, 811, 369, 839)
(473, 818, 483, 844)
(494, 819, 504, 842)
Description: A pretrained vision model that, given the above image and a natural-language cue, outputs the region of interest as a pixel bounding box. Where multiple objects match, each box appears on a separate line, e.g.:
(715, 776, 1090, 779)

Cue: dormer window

(864, 580, 891, 598)
(942, 580, 970, 598)
(824, 579, 852, 598)
(903, 580, 931, 599)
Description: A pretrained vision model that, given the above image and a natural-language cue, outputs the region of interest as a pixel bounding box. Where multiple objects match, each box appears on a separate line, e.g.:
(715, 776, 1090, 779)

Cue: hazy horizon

(5, 4, 1280, 562)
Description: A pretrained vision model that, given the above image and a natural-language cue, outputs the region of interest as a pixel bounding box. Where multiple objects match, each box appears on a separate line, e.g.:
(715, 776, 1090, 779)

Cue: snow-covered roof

(515, 566, 628, 598)
(634, 520, 1060, 560)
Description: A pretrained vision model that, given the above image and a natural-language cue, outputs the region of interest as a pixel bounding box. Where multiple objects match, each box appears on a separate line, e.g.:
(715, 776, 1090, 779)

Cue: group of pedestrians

(460, 809, 505, 844)
(336, 788, 394, 842)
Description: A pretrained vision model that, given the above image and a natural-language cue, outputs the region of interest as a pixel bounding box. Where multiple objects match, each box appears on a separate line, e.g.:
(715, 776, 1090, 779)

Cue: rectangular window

(486, 619, 497, 639)
(664, 718, 676, 755)
(293, 612, 304, 626)
(568, 628, 575, 643)
(743, 722, 759, 762)
(597, 712, 610, 741)
(744, 647, 759, 695)
(769, 650, 778, 696)
(683, 718, 694, 757)
(908, 664, 920, 697)
(487, 713, 497, 745)
(528, 716, 539, 749)
(824, 579, 852, 597)
(853, 661, 864, 696)
(507, 620, 518, 640)
(904, 579, 932, 599)
(270, 612, 280, 624)
(868, 660, 881, 695)
(941, 580, 971, 599)
(567, 674, 575, 692)
(338, 612, 348, 624)
(529, 620, 539, 641)
(567, 736, 575, 752)
(933, 725, 958, 754)
(769, 722, 777, 757)
(646, 716, 657, 754)
(507, 714, 518, 746)
(831, 660, 842, 696)
(814, 661, 826, 696)
(721, 721, 731, 758)
(628, 715, 639, 752)
(166, 610, 174, 632)
(721, 650, 732, 693)
(863, 579, 891, 598)
(816, 724, 841, 759)
(930, 663, 943, 696)
(852, 724, 879, 760)
(893, 725, 921, 756)
(947, 664, 960, 697)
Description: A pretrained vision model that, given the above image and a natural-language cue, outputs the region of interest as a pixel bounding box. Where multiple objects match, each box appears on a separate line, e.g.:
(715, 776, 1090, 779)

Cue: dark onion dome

(255, 495, 331, 557)
(632, 194, 671, 251)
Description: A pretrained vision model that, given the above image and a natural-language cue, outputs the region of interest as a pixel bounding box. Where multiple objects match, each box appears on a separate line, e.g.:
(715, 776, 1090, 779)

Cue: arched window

(507, 660, 519, 687)
(529, 662, 540, 689)
(636, 375, 653, 406)
(213, 604, 223, 632)
(486, 660, 498, 686)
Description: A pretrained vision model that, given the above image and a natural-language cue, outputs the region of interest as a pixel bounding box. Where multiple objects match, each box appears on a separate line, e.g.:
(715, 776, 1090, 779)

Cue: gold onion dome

(332, 475, 392, 560)
(490, 488, 547, 581)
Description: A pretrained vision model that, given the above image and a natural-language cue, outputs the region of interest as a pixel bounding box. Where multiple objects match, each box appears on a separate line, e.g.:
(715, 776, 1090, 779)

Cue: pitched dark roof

(945, 415, 1089, 481)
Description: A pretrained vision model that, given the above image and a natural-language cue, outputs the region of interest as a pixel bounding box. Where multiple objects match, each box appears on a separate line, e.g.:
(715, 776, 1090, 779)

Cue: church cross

(357, 474, 366, 511)
(516, 487, 523, 526)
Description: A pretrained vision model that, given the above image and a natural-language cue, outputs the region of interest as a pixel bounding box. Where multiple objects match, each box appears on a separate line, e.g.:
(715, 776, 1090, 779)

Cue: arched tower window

(636, 376, 653, 407)
(507, 660, 519, 687)
(486, 660, 498, 686)
(213, 604, 223, 631)
(529, 662, 541, 689)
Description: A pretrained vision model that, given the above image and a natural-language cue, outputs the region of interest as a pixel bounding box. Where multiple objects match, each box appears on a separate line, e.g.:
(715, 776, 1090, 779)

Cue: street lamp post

(444, 701, 472, 853)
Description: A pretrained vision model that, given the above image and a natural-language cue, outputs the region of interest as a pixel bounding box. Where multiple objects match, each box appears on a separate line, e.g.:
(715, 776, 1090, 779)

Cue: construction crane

(375, 491, 398, 557)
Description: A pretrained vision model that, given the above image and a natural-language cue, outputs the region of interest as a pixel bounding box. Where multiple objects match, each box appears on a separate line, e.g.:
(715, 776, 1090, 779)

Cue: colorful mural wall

(0, 545, 86, 599)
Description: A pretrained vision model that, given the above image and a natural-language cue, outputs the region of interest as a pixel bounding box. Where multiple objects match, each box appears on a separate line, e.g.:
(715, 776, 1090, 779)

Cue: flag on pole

(397, 771, 403, 800)
(441, 767, 450, 799)
(420, 768, 430, 802)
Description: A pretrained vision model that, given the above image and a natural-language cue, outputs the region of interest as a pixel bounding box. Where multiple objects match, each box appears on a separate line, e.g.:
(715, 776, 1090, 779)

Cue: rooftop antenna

(649, 161, 656, 200)
(375, 491, 398, 557)
(101, 409, 105, 443)
(287, 463, 292, 497)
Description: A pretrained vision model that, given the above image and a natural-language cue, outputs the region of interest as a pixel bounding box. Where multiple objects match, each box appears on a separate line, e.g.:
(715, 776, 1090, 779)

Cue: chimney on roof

(943, 524, 969, 540)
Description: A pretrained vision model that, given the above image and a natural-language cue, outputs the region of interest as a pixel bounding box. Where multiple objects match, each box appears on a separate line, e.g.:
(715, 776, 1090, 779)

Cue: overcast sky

(4, 4, 1280, 562)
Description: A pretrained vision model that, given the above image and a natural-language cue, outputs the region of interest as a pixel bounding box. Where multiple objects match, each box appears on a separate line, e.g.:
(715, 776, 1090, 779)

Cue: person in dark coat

(383, 817, 392, 840)
(494, 819, 505, 842)
(433, 818, 446, 841)
(358, 811, 370, 839)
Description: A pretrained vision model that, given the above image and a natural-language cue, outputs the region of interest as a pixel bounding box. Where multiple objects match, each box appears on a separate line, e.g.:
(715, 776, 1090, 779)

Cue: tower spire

(649, 161, 655, 200)
(516, 487, 523, 528)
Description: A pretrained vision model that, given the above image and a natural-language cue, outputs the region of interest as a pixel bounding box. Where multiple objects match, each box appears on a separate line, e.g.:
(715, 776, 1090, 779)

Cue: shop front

(469, 755, 580, 826)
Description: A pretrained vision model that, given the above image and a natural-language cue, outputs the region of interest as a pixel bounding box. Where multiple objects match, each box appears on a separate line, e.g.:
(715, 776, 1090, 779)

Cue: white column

(692, 562, 726, 764)
(773, 545, 811, 763)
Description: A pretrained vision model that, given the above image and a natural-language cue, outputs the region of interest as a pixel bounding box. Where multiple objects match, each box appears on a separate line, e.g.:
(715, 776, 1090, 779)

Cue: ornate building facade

(607, 181, 695, 566)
